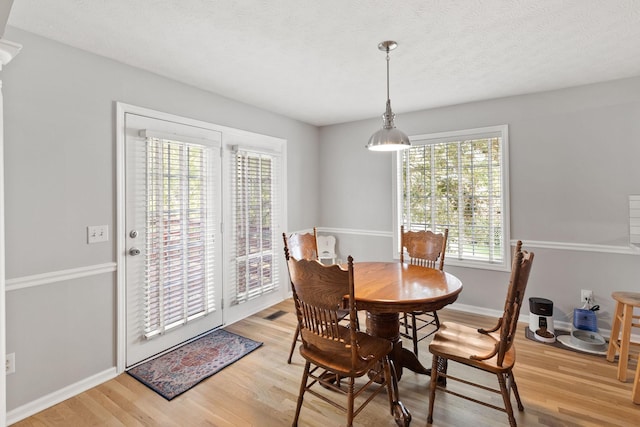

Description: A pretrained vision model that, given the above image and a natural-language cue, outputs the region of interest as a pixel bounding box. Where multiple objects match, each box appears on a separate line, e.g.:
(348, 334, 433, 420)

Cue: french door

(124, 113, 223, 367)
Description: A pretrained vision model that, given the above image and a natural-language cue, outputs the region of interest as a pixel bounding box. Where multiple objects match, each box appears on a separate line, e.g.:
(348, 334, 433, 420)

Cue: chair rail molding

(316, 228, 640, 256)
(519, 239, 640, 255)
(5, 263, 118, 292)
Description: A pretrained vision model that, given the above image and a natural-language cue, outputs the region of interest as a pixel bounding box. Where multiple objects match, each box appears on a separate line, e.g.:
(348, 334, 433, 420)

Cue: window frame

(228, 145, 282, 305)
(392, 125, 511, 272)
(222, 131, 288, 324)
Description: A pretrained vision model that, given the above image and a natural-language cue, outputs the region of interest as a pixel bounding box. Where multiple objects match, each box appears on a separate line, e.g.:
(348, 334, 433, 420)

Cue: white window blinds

(228, 146, 282, 305)
(144, 136, 218, 338)
(397, 125, 510, 270)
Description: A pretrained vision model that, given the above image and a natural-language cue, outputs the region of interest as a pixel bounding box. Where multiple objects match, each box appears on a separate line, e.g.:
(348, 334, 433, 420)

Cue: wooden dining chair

(283, 229, 319, 364)
(283, 229, 355, 364)
(284, 228, 319, 261)
(284, 250, 410, 427)
(427, 241, 534, 427)
(399, 225, 448, 356)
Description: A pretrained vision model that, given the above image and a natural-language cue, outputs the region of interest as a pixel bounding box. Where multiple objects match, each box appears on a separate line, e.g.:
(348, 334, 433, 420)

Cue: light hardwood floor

(13, 299, 640, 426)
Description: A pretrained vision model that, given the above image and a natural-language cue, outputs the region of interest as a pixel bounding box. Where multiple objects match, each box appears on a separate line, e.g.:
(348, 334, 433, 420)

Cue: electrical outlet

(581, 289, 593, 305)
(6, 353, 15, 375)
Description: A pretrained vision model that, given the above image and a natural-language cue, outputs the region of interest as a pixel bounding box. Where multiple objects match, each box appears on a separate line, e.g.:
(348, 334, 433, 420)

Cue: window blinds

(228, 146, 281, 305)
(143, 136, 217, 339)
(401, 134, 505, 264)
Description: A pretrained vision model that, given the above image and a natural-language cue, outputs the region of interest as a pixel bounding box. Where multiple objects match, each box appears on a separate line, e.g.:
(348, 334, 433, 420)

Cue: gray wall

(2, 27, 319, 411)
(4, 24, 640, 416)
(319, 76, 640, 327)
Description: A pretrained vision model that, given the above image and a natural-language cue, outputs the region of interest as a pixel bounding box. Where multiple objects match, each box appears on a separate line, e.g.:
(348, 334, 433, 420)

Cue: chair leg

(346, 377, 355, 427)
(618, 304, 634, 381)
(497, 372, 517, 427)
(508, 371, 524, 411)
(427, 355, 439, 424)
(433, 311, 440, 329)
(607, 300, 623, 362)
(411, 313, 419, 356)
(287, 324, 300, 364)
(292, 361, 310, 427)
(633, 354, 640, 404)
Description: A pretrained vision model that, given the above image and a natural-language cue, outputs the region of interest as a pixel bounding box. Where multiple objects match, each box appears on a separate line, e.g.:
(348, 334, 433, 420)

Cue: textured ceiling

(7, 0, 640, 126)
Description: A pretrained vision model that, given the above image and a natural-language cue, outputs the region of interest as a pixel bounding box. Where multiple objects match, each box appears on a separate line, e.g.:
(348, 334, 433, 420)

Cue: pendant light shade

(366, 41, 410, 151)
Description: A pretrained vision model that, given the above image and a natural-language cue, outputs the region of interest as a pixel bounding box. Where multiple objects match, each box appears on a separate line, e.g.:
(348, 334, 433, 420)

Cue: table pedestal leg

(366, 311, 430, 380)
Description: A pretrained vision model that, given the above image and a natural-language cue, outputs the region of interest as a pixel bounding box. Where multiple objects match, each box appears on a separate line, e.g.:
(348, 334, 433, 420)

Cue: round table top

(352, 261, 463, 313)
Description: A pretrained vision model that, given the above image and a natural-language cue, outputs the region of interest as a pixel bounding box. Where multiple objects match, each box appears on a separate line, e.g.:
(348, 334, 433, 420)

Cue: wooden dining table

(352, 261, 463, 380)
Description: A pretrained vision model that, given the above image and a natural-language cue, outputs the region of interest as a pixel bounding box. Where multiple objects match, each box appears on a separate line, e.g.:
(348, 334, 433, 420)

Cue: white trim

(451, 302, 555, 328)
(512, 239, 640, 255)
(449, 302, 640, 343)
(1, 38, 22, 426)
(318, 227, 640, 256)
(116, 102, 289, 374)
(115, 102, 127, 374)
(410, 125, 507, 143)
(5, 263, 117, 292)
(0, 53, 6, 427)
(0, 38, 22, 68)
(317, 227, 392, 238)
(394, 125, 511, 271)
(6, 367, 117, 425)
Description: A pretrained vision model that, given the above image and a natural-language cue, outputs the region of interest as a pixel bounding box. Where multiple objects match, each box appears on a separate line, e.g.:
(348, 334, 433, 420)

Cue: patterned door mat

(127, 329, 262, 400)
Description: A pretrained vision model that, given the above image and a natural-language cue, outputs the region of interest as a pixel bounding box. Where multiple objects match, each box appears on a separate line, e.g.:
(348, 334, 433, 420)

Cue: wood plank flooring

(12, 299, 640, 426)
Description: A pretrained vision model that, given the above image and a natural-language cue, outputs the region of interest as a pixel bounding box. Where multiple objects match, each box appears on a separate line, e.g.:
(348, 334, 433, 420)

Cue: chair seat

(429, 322, 516, 373)
(300, 327, 392, 377)
(612, 291, 640, 307)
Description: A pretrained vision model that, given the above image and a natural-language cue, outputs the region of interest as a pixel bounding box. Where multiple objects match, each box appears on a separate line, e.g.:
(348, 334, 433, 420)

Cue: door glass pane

(144, 137, 216, 338)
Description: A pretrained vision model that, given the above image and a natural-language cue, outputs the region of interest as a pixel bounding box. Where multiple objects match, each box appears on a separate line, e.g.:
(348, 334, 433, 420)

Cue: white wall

(319, 76, 640, 328)
(1, 27, 320, 413)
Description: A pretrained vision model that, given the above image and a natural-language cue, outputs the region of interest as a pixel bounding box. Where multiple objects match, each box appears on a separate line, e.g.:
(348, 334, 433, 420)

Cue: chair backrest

(497, 240, 534, 364)
(400, 225, 448, 270)
(283, 227, 318, 261)
(475, 240, 534, 366)
(284, 248, 359, 363)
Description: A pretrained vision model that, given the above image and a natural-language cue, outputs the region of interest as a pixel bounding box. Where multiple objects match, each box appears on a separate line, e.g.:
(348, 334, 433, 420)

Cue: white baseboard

(6, 367, 117, 425)
(446, 302, 640, 342)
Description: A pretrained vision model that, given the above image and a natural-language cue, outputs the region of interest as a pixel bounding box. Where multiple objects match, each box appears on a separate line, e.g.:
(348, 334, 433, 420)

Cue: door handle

(129, 247, 141, 256)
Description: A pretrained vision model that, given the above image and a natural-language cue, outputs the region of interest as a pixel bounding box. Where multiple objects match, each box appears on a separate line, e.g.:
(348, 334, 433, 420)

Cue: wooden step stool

(606, 291, 640, 404)
(631, 359, 640, 405)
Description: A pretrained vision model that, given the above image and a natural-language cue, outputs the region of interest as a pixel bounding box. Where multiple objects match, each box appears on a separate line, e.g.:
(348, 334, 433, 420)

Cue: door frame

(1, 36, 22, 425)
(115, 102, 288, 373)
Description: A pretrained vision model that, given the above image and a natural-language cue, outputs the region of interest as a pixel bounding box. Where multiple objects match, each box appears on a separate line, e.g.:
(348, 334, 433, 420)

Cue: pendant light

(366, 41, 411, 151)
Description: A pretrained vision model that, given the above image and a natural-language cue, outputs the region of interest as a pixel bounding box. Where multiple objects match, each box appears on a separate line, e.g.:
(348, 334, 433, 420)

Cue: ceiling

(7, 0, 640, 126)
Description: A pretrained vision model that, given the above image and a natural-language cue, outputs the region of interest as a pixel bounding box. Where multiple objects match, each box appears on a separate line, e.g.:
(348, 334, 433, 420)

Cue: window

(395, 125, 510, 271)
(228, 145, 283, 304)
(144, 134, 219, 338)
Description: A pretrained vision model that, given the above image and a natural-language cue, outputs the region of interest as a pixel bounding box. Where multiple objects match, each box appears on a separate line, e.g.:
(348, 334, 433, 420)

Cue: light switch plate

(87, 225, 109, 243)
